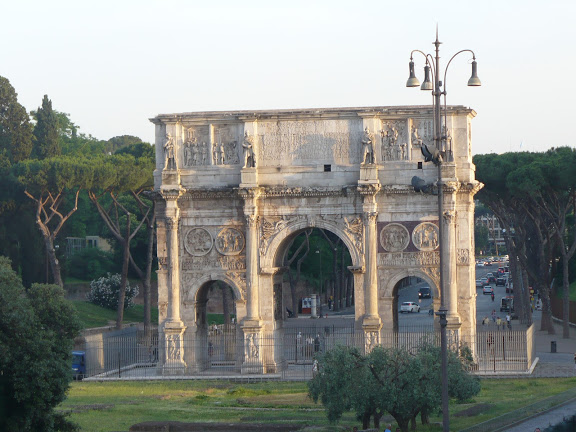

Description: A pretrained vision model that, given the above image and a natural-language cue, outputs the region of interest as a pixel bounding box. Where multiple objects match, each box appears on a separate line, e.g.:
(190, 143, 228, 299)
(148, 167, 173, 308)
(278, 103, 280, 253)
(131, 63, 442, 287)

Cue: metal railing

(78, 323, 535, 380)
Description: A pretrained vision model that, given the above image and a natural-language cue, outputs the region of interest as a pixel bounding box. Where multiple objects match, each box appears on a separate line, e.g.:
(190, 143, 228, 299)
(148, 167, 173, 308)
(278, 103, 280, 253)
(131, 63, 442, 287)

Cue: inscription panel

(257, 119, 363, 165)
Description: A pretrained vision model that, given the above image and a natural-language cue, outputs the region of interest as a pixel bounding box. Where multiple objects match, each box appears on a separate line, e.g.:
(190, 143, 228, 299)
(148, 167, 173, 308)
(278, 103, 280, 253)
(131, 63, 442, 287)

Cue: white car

(483, 285, 494, 295)
(400, 301, 421, 313)
(476, 279, 484, 288)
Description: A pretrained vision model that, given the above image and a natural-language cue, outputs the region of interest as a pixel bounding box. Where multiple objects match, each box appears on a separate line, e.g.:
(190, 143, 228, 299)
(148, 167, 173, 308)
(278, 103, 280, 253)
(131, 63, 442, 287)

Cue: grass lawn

(71, 301, 159, 329)
(72, 300, 227, 329)
(59, 377, 576, 432)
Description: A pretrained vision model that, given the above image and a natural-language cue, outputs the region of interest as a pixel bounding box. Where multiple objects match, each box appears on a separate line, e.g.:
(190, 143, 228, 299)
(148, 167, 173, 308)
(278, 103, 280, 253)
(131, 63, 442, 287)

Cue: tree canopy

(0, 76, 33, 163)
(32, 95, 60, 159)
(0, 256, 81, 431)
(308, 343, 480, 432)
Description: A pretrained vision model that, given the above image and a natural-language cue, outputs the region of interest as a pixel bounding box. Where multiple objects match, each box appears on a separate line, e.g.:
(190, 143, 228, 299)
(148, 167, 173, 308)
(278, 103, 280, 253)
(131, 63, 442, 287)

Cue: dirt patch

(129, 421, 306, 431)
(453, 403, 493, 417)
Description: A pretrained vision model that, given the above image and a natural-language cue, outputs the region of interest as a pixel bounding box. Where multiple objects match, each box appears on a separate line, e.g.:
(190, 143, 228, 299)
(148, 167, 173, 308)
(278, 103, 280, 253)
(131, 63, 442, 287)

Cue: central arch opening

(272, 227, 356, 364)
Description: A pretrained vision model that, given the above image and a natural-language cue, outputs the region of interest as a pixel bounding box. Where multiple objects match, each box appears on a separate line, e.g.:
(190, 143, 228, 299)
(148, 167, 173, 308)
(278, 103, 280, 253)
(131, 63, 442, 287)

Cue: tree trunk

(421, 408, 430, 424)
(362, 412, 370, 430)
(116, 237, 130, 329)
(44, 236, 63, 287)
(143, 213, 155, 335)
(410, 415, 417, 430)
(562, 257, 570, 338)
(373, 408, 381, 429)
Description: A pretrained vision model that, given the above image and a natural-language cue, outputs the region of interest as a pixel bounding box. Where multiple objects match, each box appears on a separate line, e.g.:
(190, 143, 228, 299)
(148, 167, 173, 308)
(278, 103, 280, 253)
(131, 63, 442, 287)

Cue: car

(483, 285, 494, 295)
(487, 276, 497, 284)
(497, 267, 506, 275)
(486, 272, 494, 278)
(496, 278, 506, 286)
(476, 279, 484, 288)
(400, 301, 421, 313)
(418, 287, 431, 299)
(480, 277, 488, 285)
(484, 261, 492, 266)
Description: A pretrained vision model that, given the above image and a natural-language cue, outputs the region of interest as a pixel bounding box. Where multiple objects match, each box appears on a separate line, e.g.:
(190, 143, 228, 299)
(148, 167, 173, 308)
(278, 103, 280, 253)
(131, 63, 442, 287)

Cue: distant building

(475, 215, 505, 251)
(65, 236, 112, 257)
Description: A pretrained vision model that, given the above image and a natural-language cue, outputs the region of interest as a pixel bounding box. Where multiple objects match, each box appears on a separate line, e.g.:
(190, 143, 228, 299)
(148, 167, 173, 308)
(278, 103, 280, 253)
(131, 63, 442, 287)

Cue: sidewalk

(530, 313, 576, 378)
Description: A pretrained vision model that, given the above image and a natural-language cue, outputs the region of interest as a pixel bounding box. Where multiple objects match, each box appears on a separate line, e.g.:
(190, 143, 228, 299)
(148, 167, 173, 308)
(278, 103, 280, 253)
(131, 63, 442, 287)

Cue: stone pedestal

(162, 323, 187, 375)
(240, 168, 258, 188)
(359, 164, 379, 184)
(241, 321, 264, 374)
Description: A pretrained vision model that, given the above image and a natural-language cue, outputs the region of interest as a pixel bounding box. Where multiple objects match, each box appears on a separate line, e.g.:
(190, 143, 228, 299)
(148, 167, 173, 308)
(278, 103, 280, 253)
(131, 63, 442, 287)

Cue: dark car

(487, 276, 496, 284)
(418, 287, 431, 299)
(495, 278, 506, 286)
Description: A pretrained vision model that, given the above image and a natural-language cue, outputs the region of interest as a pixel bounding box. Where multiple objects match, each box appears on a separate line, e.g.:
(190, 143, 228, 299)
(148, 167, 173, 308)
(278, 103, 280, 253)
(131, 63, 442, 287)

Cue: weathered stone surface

(151, 106, 481, 373)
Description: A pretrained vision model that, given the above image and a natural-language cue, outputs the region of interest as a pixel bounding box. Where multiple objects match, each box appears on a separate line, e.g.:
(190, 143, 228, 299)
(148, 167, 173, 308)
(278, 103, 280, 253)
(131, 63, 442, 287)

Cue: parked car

(400, 301, 421, 313)
(496, 278, 506, 286)
(418, 287, 431, 299)
(72, 350, 86, 380)
(483, 285, 494, 295)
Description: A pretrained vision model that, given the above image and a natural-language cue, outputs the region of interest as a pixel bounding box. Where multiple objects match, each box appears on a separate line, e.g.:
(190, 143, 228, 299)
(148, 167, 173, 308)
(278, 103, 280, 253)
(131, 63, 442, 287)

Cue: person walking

(491, 309, 496, 322)
(491, 292, 495, 302)
(506, 313, 511, 329)
(496, 316, 502, 330)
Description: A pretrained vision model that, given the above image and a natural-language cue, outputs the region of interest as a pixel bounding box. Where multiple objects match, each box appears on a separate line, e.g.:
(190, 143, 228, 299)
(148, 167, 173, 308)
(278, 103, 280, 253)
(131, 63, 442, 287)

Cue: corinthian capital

(165, 217, 179, 230)
(245, 214, 260, 227)
(364, 211, 378, 224)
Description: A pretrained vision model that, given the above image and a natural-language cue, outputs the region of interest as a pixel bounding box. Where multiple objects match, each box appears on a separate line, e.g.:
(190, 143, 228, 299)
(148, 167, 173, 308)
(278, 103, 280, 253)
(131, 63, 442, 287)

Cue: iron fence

(78, 323, 535, 380)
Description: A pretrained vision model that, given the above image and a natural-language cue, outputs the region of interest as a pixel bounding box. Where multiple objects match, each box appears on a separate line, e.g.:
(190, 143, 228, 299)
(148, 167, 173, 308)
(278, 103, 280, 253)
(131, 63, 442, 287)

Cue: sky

(2, 0, 574, 155)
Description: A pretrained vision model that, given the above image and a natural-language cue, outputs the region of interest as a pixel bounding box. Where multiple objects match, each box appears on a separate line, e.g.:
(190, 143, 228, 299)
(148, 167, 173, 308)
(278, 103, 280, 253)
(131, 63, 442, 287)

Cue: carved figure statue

(243, 131, 256, 168)
(163, 133, 175, 169)
(361, 127, 375, 164)
(212, 142, 219, 165)
(411, 125, 423, 147)
(400, 142, 407, 160)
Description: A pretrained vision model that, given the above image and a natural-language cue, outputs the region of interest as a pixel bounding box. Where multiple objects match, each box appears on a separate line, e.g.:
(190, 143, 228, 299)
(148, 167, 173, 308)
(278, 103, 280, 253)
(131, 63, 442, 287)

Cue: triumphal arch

(151, 106, 482, 374)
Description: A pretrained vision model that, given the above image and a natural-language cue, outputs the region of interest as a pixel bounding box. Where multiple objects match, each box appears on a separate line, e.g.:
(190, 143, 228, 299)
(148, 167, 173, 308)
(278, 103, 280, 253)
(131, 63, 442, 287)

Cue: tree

(309, 343, 480, 432)
(32, 95, 60, 159)
(0, 256, 81, 431)
(107, 135, 147, 154)
(12, 156, 98, 287)
(283, 229, 312, 317)
(0, 76, 33, 163)
(474, 224, 490, 255)
(88, 153, 154, 329)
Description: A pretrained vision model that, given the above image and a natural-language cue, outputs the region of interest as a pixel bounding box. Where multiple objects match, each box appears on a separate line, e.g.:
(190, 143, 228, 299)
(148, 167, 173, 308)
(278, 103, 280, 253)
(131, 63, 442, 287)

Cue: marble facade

(151, 106, 482, 374)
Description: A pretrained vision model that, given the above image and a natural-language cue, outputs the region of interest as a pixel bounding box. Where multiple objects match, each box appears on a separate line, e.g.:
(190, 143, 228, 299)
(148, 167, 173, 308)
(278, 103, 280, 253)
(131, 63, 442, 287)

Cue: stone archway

(152, 106, 482, 374)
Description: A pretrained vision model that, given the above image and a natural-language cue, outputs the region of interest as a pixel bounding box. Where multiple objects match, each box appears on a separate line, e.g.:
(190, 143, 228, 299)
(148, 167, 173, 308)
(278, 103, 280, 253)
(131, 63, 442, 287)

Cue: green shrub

(66, 248, 115, 281)
(87, 273, 138, 310)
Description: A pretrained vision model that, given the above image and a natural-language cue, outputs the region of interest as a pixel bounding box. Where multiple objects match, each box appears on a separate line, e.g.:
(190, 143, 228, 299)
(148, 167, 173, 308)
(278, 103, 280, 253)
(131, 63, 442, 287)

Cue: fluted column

(244, 213, 260, 321)
(160, 196, 187, 374)
(165, 215, 182, 325)
(358, 183, 382, 346)
(364, 210, 379, 318)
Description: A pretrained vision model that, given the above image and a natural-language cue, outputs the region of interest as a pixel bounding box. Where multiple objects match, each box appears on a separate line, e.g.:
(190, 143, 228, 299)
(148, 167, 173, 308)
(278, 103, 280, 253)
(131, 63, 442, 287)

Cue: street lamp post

(316, 249, 323, 304)
(406, 29, 481, 432)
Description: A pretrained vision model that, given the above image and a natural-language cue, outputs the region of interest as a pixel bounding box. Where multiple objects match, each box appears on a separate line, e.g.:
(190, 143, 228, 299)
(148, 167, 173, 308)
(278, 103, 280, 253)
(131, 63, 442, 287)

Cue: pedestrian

(491, 309, 496, 322)
(384, 424, 392, 432)
(314, 334, 321, 353)
(496, 316, 502, 330)
(506, 313, 511, 329)
(534, 428, 541, 432)
(491, 292, 495, 302)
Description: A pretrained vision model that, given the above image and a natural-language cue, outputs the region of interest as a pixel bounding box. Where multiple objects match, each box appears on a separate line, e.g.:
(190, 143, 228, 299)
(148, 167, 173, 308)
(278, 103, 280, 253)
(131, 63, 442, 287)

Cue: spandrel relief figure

(243, 132, 256, 168)
(201, 142, 208, 165)
(361, 127, 375, 164)
(163, 133, 175, 169)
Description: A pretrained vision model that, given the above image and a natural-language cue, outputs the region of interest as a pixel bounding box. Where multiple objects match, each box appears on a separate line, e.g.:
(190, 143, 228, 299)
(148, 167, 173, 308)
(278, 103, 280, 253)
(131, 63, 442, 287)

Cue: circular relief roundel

(379, 223, 410, 252)
(412, 222, 439, 252)
(184, 228, 213, 256)
(215, 227, 245, 256)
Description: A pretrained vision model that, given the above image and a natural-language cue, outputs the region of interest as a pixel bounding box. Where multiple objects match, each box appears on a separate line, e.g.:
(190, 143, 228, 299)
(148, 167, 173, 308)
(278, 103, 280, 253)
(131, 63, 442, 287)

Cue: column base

(241, 321, 265, 374)
(240, 168, 258, 187)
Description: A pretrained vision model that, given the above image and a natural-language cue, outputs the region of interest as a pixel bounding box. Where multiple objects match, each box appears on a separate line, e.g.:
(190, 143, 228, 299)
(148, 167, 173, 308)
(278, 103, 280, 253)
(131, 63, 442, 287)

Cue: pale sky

(2, 0, 574, 155)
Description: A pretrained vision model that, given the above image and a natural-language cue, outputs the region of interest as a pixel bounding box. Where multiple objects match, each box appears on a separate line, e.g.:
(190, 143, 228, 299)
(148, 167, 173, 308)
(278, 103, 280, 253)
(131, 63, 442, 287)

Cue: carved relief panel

(412, 222, 440, 252)
(380, 120, 407, 162)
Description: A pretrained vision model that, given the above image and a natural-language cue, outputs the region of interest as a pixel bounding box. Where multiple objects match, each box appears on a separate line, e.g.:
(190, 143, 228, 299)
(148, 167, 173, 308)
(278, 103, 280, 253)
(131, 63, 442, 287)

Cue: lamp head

(421, 65, 433, 91)
(467, 60, 481, 86)
(406, 61, 420, 87)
